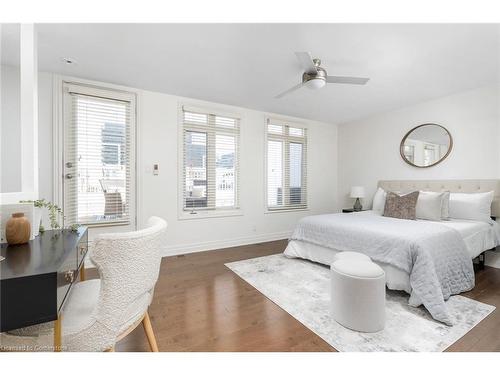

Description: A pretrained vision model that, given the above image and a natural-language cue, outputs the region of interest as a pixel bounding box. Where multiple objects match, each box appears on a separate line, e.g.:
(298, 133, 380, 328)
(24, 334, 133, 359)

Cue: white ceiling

(5, 23, 500, 124)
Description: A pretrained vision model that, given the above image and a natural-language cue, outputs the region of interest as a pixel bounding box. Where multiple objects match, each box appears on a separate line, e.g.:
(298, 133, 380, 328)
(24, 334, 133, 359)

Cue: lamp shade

(350, 186, 365, 198)
(305, 78, 326, 90)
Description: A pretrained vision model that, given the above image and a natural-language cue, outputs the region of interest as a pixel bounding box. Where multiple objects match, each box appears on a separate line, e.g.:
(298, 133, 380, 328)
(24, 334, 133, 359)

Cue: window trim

(53, 75, 138, 229)
(177, 103, 242, 220)
(264, 117, 308, 213)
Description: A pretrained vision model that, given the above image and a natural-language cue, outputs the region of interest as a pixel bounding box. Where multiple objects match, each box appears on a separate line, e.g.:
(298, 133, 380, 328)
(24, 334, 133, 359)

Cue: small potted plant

(19, 199, 64, 236)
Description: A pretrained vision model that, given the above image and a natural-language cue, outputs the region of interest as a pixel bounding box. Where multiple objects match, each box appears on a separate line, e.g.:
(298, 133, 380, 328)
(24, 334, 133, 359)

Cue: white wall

(338, 85, 500, 266)
(1, 64, 22, 193)
(338, 86, 499, 208)
(36, 74, 338, 255)
(23, 73, 500, 268)
(139, 91, 337, 254)
(38, 72, 53, 202)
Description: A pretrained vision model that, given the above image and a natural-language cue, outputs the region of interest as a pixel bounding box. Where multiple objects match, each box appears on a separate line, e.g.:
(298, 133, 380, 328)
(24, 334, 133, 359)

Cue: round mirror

(400, 123, 453, 168)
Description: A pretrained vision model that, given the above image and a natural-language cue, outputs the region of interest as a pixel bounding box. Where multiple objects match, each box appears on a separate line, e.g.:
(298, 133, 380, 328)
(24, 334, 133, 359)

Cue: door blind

(182, 107, 240, 212)
(266, 118, 307, 210)
(64, 86, 133, 226)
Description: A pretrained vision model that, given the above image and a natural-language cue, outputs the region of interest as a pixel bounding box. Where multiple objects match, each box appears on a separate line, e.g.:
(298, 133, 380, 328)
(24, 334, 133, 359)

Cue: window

(181, 107, 240, 213)
(102, 123, 126, 165)
(423, 143, 438, 166)
(403, 144, 415, 164)
(63, 83, 135, 226)
(266, 119, 307, 210)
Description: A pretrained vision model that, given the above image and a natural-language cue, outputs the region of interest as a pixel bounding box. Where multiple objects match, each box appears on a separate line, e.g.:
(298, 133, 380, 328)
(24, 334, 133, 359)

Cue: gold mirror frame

(400, 123, 453, 168)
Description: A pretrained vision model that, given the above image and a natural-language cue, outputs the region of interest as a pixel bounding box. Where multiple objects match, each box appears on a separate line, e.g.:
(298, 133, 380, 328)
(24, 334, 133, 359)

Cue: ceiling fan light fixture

(305, 77, 326, 90)
(274, 52, 369, 99)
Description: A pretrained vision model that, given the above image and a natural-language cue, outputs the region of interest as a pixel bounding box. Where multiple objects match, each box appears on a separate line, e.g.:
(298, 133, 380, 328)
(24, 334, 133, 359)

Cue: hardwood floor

(107, 240, 500, 352)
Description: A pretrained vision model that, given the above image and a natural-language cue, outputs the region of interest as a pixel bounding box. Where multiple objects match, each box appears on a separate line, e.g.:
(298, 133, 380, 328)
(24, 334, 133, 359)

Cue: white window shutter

(266, 119, 307, 210)
(182, 107, 240, 212)
(64, 84, 134, 226)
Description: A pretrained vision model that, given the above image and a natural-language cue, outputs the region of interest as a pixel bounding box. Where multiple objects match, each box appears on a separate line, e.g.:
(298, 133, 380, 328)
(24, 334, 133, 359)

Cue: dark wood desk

(1, 228, 88, 350)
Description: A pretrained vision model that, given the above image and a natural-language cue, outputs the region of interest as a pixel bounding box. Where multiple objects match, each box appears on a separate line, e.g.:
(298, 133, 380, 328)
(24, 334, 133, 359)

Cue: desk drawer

(1, 274, 57, 332)
(57, 245, 78, 311)
(76, 231, 88, 268)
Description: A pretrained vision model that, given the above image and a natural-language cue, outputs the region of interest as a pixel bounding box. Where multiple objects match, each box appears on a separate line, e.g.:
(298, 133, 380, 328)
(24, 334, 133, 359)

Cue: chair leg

(142, 312, 159, 352)
(54, 314, 62, 352)
(80, 266, 86, 281)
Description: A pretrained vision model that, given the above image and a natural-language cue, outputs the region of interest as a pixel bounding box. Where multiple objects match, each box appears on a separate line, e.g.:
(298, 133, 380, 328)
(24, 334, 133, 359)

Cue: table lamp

(350, 186, 365, 211)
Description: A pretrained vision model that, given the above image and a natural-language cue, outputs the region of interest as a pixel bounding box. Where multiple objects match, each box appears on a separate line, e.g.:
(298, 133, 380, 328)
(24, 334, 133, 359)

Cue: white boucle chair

(0, 216, 167, 352)
(330, 259, 386, 333)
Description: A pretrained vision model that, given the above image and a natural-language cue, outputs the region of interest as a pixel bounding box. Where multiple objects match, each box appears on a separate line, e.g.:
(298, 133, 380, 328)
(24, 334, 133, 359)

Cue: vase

(6, 212, 31, 245)
(33, 207, 42, 236)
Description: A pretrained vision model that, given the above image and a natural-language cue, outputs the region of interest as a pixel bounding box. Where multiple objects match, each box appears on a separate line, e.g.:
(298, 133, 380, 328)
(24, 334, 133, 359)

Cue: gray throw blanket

(290, 212, 475, 325)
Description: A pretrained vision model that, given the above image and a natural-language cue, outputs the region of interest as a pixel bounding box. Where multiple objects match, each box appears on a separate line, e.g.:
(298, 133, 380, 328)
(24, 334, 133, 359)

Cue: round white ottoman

(330, 259, 386, 332)
(333, 251, 371, 263)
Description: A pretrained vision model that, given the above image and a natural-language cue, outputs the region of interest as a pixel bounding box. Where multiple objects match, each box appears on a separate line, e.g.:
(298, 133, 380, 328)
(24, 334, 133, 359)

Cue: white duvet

(288, 211, 475, 325)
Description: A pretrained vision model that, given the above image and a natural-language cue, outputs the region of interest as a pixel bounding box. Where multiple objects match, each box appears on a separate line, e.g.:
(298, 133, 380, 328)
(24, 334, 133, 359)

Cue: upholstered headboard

(378, 180, 500, 218)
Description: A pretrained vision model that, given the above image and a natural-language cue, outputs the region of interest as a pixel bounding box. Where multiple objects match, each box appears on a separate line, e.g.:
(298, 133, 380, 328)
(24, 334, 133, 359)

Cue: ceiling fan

(275, 52, 370, 99)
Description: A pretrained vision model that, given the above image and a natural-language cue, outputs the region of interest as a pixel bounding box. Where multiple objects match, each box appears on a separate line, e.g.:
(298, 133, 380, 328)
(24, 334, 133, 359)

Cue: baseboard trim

(85, 234, 500, 269)
(161, 231, 292, 257)
(83, 231, 291, 267)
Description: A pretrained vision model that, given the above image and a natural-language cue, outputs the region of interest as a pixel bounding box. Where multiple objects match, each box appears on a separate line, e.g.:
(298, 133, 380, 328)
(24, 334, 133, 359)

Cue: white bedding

(439, 219, 500, 258)
(285, 211, 500, 321)
(285, 211, 500, 294)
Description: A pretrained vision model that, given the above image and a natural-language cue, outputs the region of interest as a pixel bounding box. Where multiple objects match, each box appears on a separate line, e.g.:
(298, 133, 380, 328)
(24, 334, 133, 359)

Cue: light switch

(153, 163, 159, 175)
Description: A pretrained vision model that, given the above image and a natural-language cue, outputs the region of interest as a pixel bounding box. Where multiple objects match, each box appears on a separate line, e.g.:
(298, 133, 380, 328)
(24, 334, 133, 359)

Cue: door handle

(65, 173, 73, 179)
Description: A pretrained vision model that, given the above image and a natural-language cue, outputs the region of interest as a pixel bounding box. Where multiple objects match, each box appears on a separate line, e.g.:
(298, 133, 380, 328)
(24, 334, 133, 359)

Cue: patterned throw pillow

(383, 191, 420, 220)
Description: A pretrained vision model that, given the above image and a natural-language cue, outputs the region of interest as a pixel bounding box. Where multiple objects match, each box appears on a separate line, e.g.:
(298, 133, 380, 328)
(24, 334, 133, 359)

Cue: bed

(284, 180, 500, 325)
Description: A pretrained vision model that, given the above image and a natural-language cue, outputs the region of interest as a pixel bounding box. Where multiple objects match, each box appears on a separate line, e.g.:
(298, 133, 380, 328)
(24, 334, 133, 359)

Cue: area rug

(225, 254, 495, 352)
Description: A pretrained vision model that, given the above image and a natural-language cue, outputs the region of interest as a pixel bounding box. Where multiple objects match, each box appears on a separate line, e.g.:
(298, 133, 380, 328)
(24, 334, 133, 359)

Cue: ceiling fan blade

(295, 52, 317, 74)
(274, 82, 305, 99)
(326, 76, 370, 85)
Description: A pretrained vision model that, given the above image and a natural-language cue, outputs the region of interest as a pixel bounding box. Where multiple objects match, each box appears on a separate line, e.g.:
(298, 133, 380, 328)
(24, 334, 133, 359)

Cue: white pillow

(449, 191, 494, 223)
(417, 190, 450, 220)
(372, 187, 387, 214)
(441, 191, 450, 220)
(416, 191, 446, 221)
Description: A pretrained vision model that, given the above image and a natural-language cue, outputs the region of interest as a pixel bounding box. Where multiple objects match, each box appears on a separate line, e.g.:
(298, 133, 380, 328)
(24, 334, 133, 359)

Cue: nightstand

(342, 208, 368, 213)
